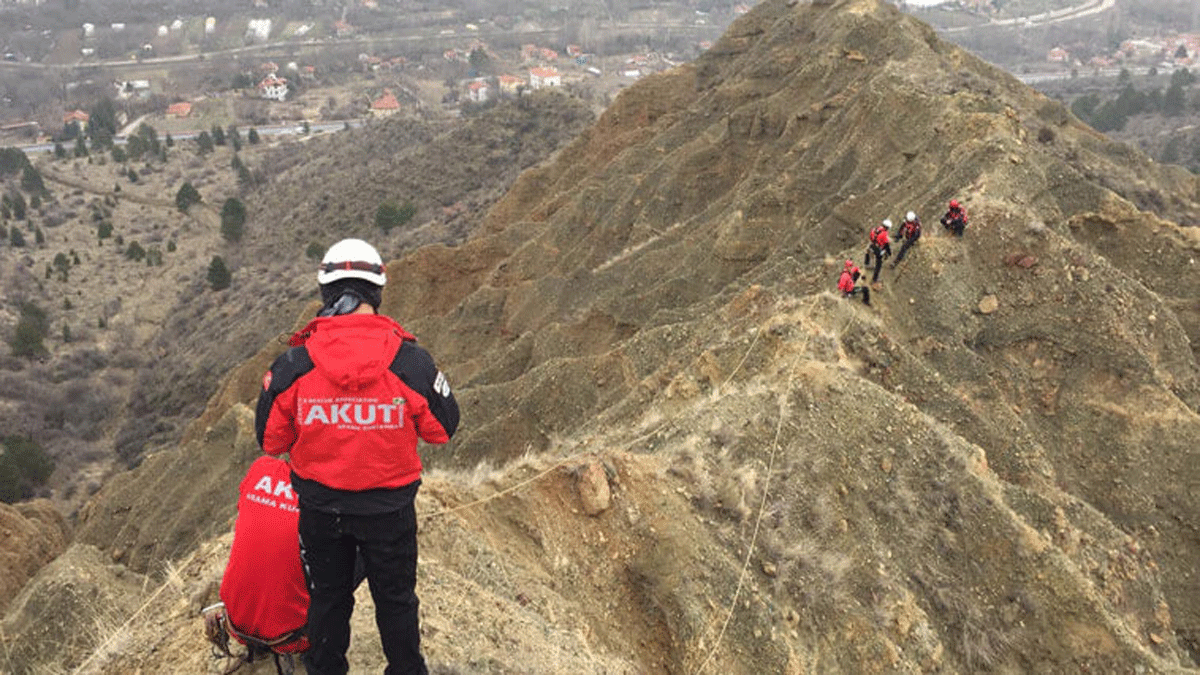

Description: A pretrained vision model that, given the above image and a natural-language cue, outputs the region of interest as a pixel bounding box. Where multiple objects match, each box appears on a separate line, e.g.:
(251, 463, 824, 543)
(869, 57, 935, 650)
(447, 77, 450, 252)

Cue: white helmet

(317, 238, 386, 286)
(881, 219, 892, 229)
(906, 211, 916, 221)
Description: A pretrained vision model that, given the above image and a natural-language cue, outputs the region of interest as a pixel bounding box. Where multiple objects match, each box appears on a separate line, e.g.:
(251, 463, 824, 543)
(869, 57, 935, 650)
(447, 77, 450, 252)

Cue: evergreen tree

(212, 124, 226, 146)
(1165, 81, 1187, 116)
(73, 135, 88, 157)
(196, 131, 214, 154)
(53, 143, 66, 159)
(21, 165, 44, 195)
(125, 240, 146, 261)
(87, 97, 119, 147)
(247, 127, 261, 144)
(10, 192, 26, 220)
(0, 435, 55, 503)
(9, 302, 48, 358)
(221, 197, 246, 242)
(175, 182, 202, 211)
(207, 255, 232, 290)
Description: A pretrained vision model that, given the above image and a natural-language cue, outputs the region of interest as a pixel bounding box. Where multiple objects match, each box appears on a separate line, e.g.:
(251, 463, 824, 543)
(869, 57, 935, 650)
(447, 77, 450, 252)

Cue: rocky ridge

(3, 0, 1200, 672)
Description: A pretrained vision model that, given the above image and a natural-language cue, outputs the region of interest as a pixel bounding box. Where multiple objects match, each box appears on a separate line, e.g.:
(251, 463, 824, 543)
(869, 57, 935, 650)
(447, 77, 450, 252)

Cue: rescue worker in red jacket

(219, 455, 310, 656)
(838, 259, 870, 305)
(256, 238, 460, 675)
(940, 199, 967, 237)
(893, 211, 921, 268)
(864, 219, 892, 283)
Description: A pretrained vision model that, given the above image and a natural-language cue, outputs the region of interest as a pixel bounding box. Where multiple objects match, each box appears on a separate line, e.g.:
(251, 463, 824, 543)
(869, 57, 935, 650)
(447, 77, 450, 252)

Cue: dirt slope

(4, 0, 1200, 672)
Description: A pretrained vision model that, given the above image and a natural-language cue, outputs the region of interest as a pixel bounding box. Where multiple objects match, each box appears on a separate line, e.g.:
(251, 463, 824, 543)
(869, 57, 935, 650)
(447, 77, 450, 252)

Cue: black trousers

(894, 235, 919, 265)
(864, 244, 890, 282)
(298, 505, 427, 675)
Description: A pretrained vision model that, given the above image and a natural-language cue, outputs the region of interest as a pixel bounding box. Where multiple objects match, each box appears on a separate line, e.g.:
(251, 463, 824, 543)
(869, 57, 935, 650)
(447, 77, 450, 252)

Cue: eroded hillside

(4, 0, 1200, 672)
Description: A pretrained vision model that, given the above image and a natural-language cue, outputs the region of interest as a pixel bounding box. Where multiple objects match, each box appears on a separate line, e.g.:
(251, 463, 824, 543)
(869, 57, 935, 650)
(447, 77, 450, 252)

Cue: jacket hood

(299, 314, 415, 391)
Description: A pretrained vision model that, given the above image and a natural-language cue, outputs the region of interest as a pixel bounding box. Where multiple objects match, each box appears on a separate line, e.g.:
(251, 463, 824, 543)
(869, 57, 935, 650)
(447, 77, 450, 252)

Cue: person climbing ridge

(940, 199, 967, 237)
(864, 219, 892, 283)
(838, 259, 870, 305)
(893, 211, 921, 268)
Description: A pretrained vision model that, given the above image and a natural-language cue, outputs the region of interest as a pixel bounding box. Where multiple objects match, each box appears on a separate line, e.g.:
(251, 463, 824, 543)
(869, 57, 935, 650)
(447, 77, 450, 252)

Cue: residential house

(166, 101, 192, 118)
(565, 44, 583, 58)
(63, 110, 89, 132)
(114, 79, 151, 99)
(258, 74, 289, 101)
(334, 20, 355, 37)
(497, 74, 523, 95)
(1047, 47, 1069, 63)
(246, 18, 272, 42)
(466, 80, 489, 103)
(529, 67, 561, 89)
(370, 91, 401, 117)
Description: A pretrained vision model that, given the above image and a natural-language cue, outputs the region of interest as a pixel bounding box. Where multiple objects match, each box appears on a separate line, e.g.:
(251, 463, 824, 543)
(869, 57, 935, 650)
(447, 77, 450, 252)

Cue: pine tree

(207, 255, 232, 290)
(221, 197, 247, 242)
(175, 182, 202, 211)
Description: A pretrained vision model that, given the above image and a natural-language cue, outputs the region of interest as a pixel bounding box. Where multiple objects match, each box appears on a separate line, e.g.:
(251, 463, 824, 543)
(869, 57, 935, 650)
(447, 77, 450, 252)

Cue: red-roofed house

(529, 67, 561, 89)
(1047, 47, 1069, 63)
(498, 74, 523, 95)
(166, 101, 192, 118)
(258, 74, 289, 101)
(466, 80, 489, 103)
(63, 110, 89, 130)
(371, 91, 401, 117)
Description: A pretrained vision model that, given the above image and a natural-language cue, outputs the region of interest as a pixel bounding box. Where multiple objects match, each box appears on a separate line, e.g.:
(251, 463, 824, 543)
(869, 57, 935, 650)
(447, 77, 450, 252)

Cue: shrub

(0, 435, 56, 503)
(97, 220, 113, 241)
(375, 200, 416, 234)
(10, 301, 49, 358)
(125, 240, 146, 261)
(306, 242, 324, 260)
(9, 227, 25, 247)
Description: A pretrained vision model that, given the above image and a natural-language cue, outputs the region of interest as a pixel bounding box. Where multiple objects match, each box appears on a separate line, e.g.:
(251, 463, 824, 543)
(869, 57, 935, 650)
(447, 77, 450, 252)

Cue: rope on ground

(691, 375, 789, 675)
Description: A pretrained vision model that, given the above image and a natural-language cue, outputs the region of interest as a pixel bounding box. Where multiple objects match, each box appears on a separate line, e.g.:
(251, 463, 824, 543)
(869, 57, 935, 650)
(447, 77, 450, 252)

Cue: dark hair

(318, 278, 382, 316)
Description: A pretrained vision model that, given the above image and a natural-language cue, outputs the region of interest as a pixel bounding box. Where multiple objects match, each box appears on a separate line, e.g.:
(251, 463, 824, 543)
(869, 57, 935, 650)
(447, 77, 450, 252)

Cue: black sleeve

(254, 346, 315, 448)
(391, 340, 460, 438)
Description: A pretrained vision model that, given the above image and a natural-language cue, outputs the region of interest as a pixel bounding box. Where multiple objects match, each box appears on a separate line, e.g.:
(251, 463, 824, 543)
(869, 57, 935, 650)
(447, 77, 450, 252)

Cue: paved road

(942, 0, 1115, 33)
(17, 119, 360, 155)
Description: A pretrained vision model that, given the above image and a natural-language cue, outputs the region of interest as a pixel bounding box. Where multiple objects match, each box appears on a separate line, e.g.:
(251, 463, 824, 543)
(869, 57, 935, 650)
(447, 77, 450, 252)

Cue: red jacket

(258, 313, 457, 493)
(869, 226, 890, 247)
(899, 218, 921, 240)
(838, 270, 856, 294)
(219, 456, 309, 652)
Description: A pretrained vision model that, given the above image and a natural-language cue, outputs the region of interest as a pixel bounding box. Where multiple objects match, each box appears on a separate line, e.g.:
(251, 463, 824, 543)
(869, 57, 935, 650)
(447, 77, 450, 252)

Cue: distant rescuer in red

(838, 259, 870, 305)
(255, 238, 460, 675)
(941, 199, 968, 237)
(864, 219, 892, 283)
